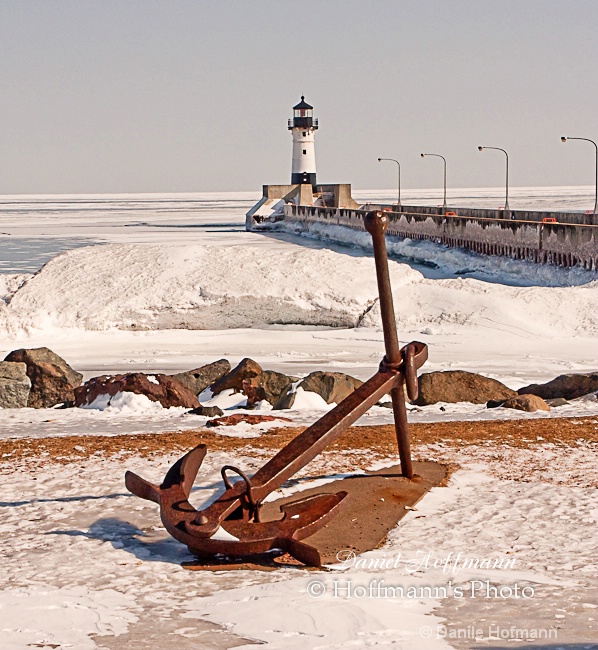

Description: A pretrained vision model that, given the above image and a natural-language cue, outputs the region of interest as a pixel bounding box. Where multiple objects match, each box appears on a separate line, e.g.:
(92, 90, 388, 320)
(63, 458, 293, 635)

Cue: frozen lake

(1, 185, 595, 273)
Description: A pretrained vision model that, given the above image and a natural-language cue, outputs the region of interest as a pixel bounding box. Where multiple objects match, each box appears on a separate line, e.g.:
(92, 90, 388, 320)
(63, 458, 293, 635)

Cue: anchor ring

(221, 465, 262, 521)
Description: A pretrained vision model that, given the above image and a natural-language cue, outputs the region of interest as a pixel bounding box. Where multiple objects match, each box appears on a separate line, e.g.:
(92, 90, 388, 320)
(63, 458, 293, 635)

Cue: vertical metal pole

(593, 140, 598, 217)
(562, 137, 598, 222)
(504, 150, 510, 212)
(397, 161, 401, 209)
(442, 158, 447, 211)
(364, 211, 414, 478)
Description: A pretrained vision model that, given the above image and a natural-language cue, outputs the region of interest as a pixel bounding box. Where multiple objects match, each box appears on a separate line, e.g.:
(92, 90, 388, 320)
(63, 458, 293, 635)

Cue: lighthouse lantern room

(289, 96, 318, 188)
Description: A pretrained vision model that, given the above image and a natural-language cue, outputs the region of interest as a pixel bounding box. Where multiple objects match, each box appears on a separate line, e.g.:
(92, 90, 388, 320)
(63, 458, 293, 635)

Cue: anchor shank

(364, 211, 413, 478)
(364, 212, 402, 366)
(250, 369, 400, 497)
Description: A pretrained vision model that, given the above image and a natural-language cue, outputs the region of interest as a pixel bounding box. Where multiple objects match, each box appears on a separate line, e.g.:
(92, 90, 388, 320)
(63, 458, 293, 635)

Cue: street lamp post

(420, 153, 447, 210)
(377, 158, 401, 208)
(478, 146, 509, 212)
(561, 136, 598, 217)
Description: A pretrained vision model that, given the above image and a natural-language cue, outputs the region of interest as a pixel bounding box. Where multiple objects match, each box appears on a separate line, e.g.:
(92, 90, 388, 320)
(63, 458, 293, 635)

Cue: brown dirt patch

(1, 416, 596, 465)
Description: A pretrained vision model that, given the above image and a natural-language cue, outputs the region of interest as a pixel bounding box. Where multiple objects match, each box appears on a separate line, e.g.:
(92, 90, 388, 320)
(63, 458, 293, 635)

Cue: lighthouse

(246, 97, 358, 229)
(289, 96, 318, 188)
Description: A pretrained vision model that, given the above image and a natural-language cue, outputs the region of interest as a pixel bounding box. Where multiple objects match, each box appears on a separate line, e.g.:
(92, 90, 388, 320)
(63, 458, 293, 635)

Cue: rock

(502, 394, 551, 412)
(210, 358, 263, 395)
(518, 372, 598, 401)
(187, 405, 224, 417)
(486, 399, 506, 409)
(4, 347, 83, 408)
(272, 371, 362, 410)
(243, 370, 294, 407)
(74, 373, 199, 409)
(545, 397, 569, 407)
(272, 390, 297, 410)
(171, 359, 231, 395)
(297, 371, 363, 405)
(414, 370, 516, 406)
(205, 413, 293, 427)
(573, 392, 598, 402)
(0, 361, 31, 408)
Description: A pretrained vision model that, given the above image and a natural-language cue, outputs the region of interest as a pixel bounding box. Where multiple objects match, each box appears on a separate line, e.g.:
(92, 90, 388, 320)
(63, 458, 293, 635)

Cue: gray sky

(1, 0, 597, 194)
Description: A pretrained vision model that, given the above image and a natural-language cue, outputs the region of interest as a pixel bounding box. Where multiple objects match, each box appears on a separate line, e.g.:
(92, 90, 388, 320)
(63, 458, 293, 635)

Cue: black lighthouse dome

(293, 96, 313, 111)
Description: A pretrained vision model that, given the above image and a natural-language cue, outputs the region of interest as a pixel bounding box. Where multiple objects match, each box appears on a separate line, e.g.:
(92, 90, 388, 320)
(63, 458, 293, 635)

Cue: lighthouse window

(302, 132, 306, 137)
(303, 149, 307, 155)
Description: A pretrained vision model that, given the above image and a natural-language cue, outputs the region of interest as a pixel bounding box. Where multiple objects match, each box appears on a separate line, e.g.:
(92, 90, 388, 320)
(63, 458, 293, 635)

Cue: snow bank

(361, 275, 598, 338)
(2, 241, 598, 342)
(0, 273, 30, 304)
(0, 243, 420, 332)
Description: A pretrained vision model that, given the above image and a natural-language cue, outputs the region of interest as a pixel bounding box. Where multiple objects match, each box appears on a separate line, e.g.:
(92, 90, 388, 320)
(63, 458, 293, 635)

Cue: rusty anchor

(125, 211, 429, 566)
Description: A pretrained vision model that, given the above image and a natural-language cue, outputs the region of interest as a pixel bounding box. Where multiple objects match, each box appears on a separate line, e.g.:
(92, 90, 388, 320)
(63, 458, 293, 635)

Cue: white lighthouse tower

(246, 97, 358, 229)
(289, 96, 318, 188)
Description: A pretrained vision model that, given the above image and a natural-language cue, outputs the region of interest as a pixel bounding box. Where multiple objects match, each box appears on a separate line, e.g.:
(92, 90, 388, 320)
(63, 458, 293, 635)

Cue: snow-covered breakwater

(284, 205, 598, 270)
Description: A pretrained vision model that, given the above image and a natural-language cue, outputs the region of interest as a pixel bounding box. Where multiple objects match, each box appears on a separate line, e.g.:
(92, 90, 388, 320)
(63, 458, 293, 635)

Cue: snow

(0, 586, 138, 650)
(288, 386, 333, 411)
(1, 189, 597, 648)
(200, 387, 248, 410)
(2, 446, 596, 649)
(82, 390, 171, 414)
(289, 219, 598, 288)
(1, 243, 408, 332)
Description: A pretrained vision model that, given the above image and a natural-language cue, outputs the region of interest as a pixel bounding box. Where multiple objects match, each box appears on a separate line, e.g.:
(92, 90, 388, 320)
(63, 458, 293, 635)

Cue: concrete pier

(283, 205, 598, 270)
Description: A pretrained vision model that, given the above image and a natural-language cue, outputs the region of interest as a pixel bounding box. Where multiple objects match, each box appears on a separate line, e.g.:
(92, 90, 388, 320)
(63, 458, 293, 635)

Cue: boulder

(171, 359, 231, 395)
(187, 405, 224, 417)
(243, 370, 294, 407)
(518, 372, 598, 401)
(502, 394, 551, 412)
(210, 358, 263, 395)
(414, 370, 516, 406)
(545, 397, 569, 408)
(272, 389, 297, 410)
(0, 361, 31, 408)
(273, 371, 362, 410)
(74, 373, 199, 409)
(297, 371, 363, 405)
(4, 347, 83, 408)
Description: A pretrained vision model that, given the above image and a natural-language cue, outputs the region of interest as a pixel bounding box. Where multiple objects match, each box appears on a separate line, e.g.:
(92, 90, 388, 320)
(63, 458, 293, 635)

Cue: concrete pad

(269, 460, 447, 566)
(183, 460, 446, 570)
